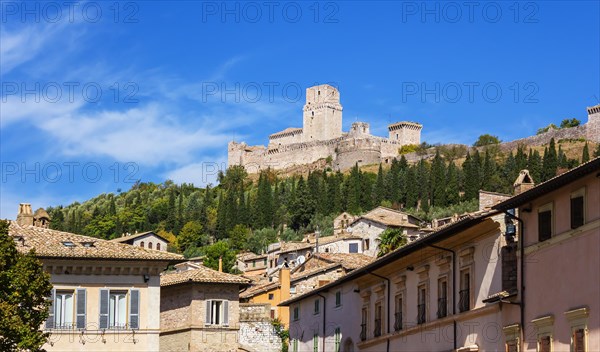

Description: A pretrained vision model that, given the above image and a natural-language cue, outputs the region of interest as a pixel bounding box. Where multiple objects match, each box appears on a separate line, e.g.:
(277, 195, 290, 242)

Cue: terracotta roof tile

(353, 207, 420, 228)
(161, 266, 250, 286)
(110, 231, 170, 243)
(9, 222, 183, 261)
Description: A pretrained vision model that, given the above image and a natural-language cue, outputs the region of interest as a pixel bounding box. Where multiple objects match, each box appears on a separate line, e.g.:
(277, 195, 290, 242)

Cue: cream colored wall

(44, 273, 161, 352)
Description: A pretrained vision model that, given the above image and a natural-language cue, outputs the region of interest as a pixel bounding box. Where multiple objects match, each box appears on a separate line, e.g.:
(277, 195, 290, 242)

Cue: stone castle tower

(302, 85, 343, 142)
(587, 104, 600, 142)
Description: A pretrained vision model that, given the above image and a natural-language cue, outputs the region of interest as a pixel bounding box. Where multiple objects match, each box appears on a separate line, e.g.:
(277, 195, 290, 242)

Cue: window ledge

(525, 219, 599, 255)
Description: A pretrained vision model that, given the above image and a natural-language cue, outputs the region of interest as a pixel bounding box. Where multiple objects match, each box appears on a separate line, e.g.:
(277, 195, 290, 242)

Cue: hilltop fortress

(228, 84, 423, 172)
(229, 84, 600, 173)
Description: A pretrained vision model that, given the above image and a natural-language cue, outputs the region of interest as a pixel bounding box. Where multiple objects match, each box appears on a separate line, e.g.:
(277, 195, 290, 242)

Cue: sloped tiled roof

(240, 281, 280, 299)
(352, 207, 420, 228)
(110, 230, 170, 243)
(316, 253, 373, 270)
(9, 222, 183, 261)
(161, 266, 250, 287)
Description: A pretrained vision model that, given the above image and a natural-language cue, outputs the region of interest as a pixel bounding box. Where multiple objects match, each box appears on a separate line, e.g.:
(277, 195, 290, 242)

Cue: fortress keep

(228, 84, 423, 172)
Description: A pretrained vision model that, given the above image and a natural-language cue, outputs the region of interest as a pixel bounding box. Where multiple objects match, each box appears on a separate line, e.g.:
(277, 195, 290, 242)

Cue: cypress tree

(527, 149, 543, 183)
(374, 164, 385, 206)
(166, 189, 176, 232)
(446, 161, 460, 205)
(557, 145, 568, 168)
(582, 143, 590, 163)
(430, 151, 446, 207)
(347, 164, 362, 214)
(405, 166, 418, 208)
(542, 138, 558, 181)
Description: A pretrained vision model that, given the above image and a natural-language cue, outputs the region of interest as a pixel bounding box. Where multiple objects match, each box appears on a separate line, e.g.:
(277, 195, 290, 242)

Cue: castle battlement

(228, 84, 423, 172)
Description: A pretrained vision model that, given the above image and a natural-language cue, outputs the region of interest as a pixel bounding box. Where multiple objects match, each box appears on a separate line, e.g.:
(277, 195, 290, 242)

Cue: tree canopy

(0, 220, 53, 352)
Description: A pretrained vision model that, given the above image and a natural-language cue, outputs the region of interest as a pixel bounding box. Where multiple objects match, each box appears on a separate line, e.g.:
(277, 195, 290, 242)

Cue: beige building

(9, 204, 184, 352)
(346, 206, 424, 256)
(111, 231, 170, 251)
(159, 266, 250, 352)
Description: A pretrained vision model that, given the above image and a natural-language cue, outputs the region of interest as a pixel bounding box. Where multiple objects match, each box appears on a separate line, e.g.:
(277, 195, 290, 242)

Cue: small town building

(159, 265, 251, 352)
(10, 204, 184, 352)
(111, 231, 170, 251)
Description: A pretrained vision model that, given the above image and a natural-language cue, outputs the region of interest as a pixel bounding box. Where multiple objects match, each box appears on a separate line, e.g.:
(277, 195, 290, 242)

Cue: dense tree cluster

(47, 139, 592, 271)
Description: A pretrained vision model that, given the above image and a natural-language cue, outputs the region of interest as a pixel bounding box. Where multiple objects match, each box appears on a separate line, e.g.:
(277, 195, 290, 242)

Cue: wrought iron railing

(360, 323, 367, 341)
(417, 303, 426, 324)
(394, 312, 403, 331)
(437, 297, 447, 318)
(373, 318, 382, 337)
(459, 289, 470, 312)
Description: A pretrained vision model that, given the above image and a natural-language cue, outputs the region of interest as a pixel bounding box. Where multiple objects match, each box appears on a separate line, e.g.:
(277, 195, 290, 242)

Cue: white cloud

(164, 157, 228, 187)
(37, 104, 231, 165)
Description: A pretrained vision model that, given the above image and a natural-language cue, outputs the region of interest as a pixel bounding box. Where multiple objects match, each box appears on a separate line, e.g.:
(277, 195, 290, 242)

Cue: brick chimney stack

(16, 203, 34, 227)
(513, 170, 535, 195)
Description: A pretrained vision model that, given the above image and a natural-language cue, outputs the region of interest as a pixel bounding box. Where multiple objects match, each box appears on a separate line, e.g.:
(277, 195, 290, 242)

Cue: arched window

(140, 241, 144, 248)
(157, 243, 161, 250)
(148, 242, 153, 250)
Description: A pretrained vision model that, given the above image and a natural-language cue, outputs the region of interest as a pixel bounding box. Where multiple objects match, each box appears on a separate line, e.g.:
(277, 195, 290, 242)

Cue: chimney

(280, 267, 291, 301)
(16, 203, 34, 227)
(513, 170, 535, 195)
(218, 256, 223, 272)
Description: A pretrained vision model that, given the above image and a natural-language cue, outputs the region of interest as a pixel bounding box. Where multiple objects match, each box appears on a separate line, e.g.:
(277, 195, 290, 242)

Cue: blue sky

(1, 1, 599, 218)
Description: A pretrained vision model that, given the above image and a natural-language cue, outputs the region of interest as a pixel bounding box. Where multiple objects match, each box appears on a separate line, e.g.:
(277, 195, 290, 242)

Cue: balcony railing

(394, 312, 403, 331)
(373, 318, 382, 337)
(437, 297, 447, 319)
(459, 289, 470, 313)
(360, 323, 367, 341)
(417, 303, 426, 324)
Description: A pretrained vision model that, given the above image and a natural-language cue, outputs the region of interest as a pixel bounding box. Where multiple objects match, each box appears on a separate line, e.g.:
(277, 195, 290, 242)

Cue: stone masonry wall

(238, 303, 281, 352)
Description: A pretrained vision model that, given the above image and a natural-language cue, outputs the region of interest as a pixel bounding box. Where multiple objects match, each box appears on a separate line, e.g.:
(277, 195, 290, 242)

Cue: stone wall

(586, 104, 600, 142)
(238, 304, 281, 352)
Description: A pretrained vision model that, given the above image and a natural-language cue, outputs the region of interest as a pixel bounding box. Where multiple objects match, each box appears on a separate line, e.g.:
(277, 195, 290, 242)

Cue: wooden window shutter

(76, 288, 86, 330)
(538, 211, 552, 242)
(571, 196, 584, 229)
(46, 288, 55, 329)
(540, 336, 551, 352)
(223, 300, 229, 326)
(129, 289, 140, 329)
(574, 328, 585, 352)
(99, 289, 109, 329)
(205, 300, 212, 325)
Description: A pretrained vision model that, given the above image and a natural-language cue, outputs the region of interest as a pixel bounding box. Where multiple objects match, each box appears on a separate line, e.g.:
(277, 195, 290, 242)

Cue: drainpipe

(316, 293, 326, 352)
(427, 244, 457, 352)
(503, 210, 525, 351)
(366, 271, 390, 352)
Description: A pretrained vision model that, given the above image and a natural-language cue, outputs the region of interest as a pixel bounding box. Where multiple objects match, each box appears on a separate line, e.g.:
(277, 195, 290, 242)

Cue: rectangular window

(334, 327, 341, 352)
(539, 335, 551, 352)
(437, 278, 448, 319)
(571, 194, 584, 229)
(459, 270, 471, 313)
(394, 295, 403, 331)
(314, 299, 320, 315)
(253, 260, 256, 268)
(360, 307, 368, 341)
(290, 286, 297, 294)
(293, 306, 300, 321)
(268, 293, 274, 300)
(55, 291, 74, 329)
(538, 204, 553, 242)
(417, 286, 426, 324)
(205, 300, 229, 326)
(364, 239, 370, 250)
(335, 291, 342, 307)
(573, 328, 586, 352)
(349, 243, 358, 253)
(374, 302, 382, 337)
(99, 289, 138, 330)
